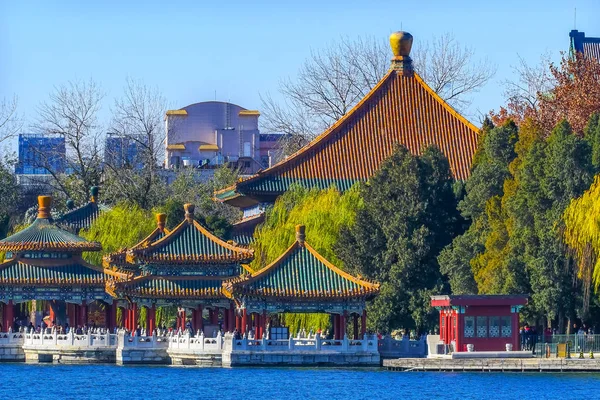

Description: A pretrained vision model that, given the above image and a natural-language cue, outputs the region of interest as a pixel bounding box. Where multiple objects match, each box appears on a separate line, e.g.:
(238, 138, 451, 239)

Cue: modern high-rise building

(15, 133, 66, 186)
(165, 101, 281, 175)
(104, 133, 146, 170)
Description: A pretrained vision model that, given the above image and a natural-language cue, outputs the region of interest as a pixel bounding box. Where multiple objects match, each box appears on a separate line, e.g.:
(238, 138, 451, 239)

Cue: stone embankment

(384, 357, 600, 372)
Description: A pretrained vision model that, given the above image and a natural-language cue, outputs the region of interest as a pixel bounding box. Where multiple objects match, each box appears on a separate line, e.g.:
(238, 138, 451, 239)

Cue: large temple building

(215, 31, 480, 242)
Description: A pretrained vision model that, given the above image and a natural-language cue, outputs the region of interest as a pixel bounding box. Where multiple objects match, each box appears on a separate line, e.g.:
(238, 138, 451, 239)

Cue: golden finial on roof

(156, 213, 166, 231)
(184, 203, 195, 222)
(295, 225, 306, 246)
(389, 31, 413, 76)
(38, 196, 52, 219)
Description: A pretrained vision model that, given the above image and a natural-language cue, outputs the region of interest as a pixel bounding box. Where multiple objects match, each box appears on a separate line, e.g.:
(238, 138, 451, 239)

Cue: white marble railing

(232, 334, 379, 354)
(168, 332, 223, 352)
(0, 331, 25, 345)
(23, 331, 117, 349)
(120, 334, 169, 349)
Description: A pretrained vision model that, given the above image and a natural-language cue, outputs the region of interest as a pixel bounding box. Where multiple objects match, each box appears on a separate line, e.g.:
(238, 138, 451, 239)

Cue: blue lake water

(1, 364, 599, 399)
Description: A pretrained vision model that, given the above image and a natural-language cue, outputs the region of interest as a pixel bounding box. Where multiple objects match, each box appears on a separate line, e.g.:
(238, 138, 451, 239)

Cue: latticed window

(477, 316, 488, 338)
(489, 316, 500, 337)
(464, 316, 475, 338)
(501, 316, 512, 337)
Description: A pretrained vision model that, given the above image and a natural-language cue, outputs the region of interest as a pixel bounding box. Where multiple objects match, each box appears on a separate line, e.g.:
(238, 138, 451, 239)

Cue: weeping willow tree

(251, 184, 362, 334)
(563, 175, 600, 307)
(79, 203, 156, 265)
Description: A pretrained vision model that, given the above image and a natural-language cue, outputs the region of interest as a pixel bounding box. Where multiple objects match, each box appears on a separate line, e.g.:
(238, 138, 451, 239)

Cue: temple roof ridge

(129, 204, 253, 264)
(215, 31, 480, 205)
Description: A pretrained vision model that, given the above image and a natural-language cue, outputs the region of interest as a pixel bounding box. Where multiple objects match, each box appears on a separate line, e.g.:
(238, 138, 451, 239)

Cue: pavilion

(224, 225, 380, 340)
(215, 31, 480, 237)
(431, 295, 528, 352)
(105, 204, 254, 334)
(0, 196, 123, 331)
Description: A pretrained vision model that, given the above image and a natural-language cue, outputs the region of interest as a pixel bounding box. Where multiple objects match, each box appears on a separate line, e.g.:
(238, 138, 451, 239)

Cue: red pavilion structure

(431, 295, 528, 352)
(0, 196, 122, 331)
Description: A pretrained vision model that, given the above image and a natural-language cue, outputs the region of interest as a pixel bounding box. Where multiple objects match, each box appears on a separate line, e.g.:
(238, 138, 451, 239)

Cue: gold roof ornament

(389, 31, 413, 75)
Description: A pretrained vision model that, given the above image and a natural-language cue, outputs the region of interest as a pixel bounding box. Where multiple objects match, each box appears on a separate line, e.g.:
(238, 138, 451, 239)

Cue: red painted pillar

(255, 314, 261, 339)
(241, 309, 248, 335)
(4, 301, 14, 332)
(181, 309, 186, 330)
(235, 312, 241, 331)
(149, 304, 156, 334)
(353, 314, 359, 339)
(110, 304, 117, 331)
(456, 312, 463, 352)
(230, 305, 236, 333)
(513, 309, 520, 350)
(361, 310, 367, 337)
(131, 303, 138, 331)
(80, 301, 87, 327)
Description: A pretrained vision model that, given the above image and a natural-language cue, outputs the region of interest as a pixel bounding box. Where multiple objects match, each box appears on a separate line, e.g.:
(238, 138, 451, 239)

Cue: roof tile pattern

(230, 239, 379, 299)
(116, 277, 226, 298)
(0, 218, 101, 252)
(57, 202, 108, 231)
(223, 70, 479, 200)
(0, 260, 106, 285)
(134, 219, 253, 264)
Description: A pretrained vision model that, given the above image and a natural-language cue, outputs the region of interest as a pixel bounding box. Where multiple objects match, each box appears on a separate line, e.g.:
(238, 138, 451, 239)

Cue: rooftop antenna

(574, 7, 577, 29)
(214, 90, 217, 101)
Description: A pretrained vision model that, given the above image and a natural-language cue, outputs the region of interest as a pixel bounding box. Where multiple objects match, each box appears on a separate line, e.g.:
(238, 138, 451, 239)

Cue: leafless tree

(0, 95, 22, 144)
(261, 33, 495, 158)
(412, 33, 497, 112)
(103, 78, 168, 208)
(32, 79, 105, 203)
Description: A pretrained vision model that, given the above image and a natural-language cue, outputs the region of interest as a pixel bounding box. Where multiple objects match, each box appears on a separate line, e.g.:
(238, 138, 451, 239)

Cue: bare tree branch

(0, 95, 22, 144)
(412, 33, 497, 112)
(32, 79, 105, 201)
(261, 33, 494, 157)
(103, 78, 168, 208)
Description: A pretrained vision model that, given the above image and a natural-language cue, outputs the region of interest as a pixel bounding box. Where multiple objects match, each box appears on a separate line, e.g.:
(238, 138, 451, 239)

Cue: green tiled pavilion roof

(227, 226, 379, 299)
(103, 225, 169, 271)
(0, 217, 101, 253)
(0, 259, 107, 286)
(57, 201, 108, 231)
(113, 276, 228, 299)
(132, 213, 253, 264)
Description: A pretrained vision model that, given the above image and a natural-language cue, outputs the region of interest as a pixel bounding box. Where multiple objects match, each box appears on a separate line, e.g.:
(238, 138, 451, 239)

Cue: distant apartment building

(165, 101, 284, 175)
(104, 133, 146, 170)
(15, 133, 66, 186)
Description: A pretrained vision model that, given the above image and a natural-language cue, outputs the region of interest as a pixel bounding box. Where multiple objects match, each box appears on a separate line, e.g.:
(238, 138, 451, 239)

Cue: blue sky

(1, 0, 599, 146)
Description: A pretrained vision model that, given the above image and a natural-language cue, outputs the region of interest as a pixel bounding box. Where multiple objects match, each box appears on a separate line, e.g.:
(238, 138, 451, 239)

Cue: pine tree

(336, 145, 460, 333)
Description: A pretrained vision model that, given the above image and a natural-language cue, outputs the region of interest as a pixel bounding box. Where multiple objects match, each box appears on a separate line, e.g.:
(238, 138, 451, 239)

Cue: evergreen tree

(438, 121, 519, 294)
(336, 145, 460, 333)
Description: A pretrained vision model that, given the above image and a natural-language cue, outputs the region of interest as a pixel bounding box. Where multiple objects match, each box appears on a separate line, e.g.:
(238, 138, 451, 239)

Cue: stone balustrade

(168, 331, 223, 352)
(23, 331, 117, 349)
(119, 333, 169, 349)
(0, 331, 25, 346)
(232, 333, 379, 354)
(378, 336, 428, 358)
